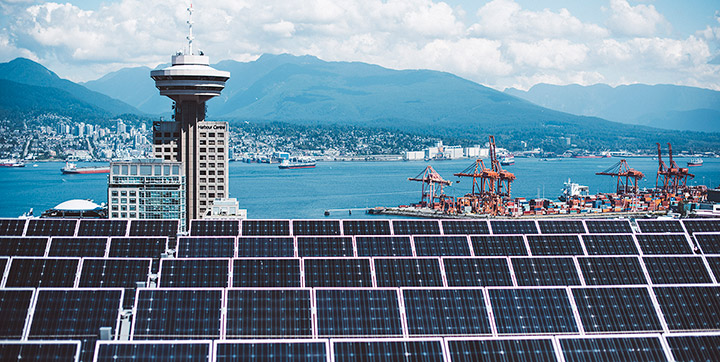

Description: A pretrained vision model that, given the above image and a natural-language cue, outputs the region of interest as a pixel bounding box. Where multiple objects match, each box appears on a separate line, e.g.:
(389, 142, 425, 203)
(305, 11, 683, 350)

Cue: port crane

(596, 159, 645, 194)
(408, 165, 453, 209)
(656, 143, 694, 194)
(489, 135, 516, 197)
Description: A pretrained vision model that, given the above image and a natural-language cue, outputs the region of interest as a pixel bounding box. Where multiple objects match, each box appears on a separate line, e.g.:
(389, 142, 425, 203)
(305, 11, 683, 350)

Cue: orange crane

(408, 165, 453, 208)
(489, 136, 516, 197)
(667, 143, 694, 193)
(453, 158, 498, 195)
(655, 143, 671, 193)
(596, 159, 645, 194)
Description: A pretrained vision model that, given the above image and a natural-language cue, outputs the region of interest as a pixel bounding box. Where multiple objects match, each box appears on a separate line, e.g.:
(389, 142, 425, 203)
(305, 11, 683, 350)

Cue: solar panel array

(1, 217, 720, 362)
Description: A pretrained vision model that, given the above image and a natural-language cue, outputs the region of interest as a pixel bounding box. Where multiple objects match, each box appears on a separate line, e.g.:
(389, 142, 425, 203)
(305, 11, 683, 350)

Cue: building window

(209, 133, 215, 137)
(218, 170, 224, 175)
(111, 191, 118, 197)
(121, 198, 127, 204)
(121, 191, 127, 196)
(112, 212, 118, 218)
(130, 198, 136, 204)
(130, 191, 136, 196)
(121, 205, 127, 211)
(129, 205, 136, 211)
(112, 198, 119, 204)
(111, 205, 118, 211)
(121, 212, 127, 218)
(129, 213, 137, 218)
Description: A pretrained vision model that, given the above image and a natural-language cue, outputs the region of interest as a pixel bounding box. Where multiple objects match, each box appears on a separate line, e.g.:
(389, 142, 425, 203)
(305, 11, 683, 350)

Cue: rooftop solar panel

(0, 342, 80, 362)
(303, 258, 373, 287)
(79, 258, 151, 288)
(538, 220, 587, 234)
(241, 220, 290, 236)
(5, 257, 79, 287)
(176, 237, 235, 258)
(413, 235, 471, 256)
(232, 259, 301, 288)
(490, 220, 538, 234)
(584, 220, 633, 234)
(694, 233, 720, 254)
(580, 234, 639, 255)
(292, 220, 341, 236)
(236, 237, 294, 257)
(577, 256, 647, 285)
(526, 235, 584, 256)
(374, 258, 444, 287)
(158, 259, 230, 288)
(403, 288, 492, 336)
(108, 237, 168, 258)
(489, 288, 579, 334)
(0, 289, 34, 339)
(0, 219, 26, 236)
(707, 257, 720, 281)
(391, 220, 441, 235)
(25, 219, 77, 236)
(511, 257, 582, 286)
(316, 289, 403, 337)
(297, 236, 353, 257)
(571, 287, 663, 332)
(643, 256, 713, 284)
(470, 235, 528, 256)
(190, 220, 240, 236)
(215, 341, 328, 362)
(654, 286, 720, 331)
(128, 220, 178, 238)
(446, 338, 558, 362)
(48, 237, 107, 257)
(559, 336, 668, 362)
(682, 219, 720, 235)
(77, 220, 127, 237)
(226, 289, 312, 338)
(441, 220, 490, 235)
(636, 234, 694, 255)
(342, 220, 392, 235)
(0, 237, 48, 256)
(132, 289, 222, 340)
(666, 334, 720, 362)
(94, 341, 211, 362)
(333, 339, 445, 362)
(637, 219, 685, 233)
(355, 236, 412, 257)
(443, 257, 513, 287)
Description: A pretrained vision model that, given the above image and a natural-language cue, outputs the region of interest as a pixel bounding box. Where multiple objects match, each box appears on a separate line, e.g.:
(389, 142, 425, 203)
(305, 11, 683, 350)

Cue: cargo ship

(278, 158, 316, 169)
(61, 162, 110, 174)
(0, 159, 25, 167)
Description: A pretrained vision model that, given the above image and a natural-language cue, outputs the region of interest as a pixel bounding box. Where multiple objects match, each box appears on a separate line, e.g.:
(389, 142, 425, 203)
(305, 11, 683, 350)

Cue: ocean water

(1, 158, 719, 219)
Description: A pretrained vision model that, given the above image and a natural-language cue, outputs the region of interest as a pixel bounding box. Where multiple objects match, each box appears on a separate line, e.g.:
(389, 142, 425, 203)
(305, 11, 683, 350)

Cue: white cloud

(607, 0, 670, 37)
(507, 39, 589, 70)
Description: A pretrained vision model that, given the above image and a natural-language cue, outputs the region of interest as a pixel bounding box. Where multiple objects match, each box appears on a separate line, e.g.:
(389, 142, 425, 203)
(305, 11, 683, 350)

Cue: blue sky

(1, 0, 718, 91)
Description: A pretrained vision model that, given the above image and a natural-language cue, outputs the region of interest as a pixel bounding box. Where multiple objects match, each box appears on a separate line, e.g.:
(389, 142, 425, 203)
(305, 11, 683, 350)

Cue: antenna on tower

(186, 3, 194, 55)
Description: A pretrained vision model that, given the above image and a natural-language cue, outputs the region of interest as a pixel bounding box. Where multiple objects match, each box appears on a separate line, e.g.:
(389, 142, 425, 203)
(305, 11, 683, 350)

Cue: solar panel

(177, 237, 235, 258)
(446, 338, 558, 362)
(128, 220, 178, 238)
(470, 235, 528, 256)
(413, 235, 471, 256)
(297, 236, 353, 257)
(333, 339, 445, 361)
(584, 220, 633, 234)
(511, 257, 581, 286)
(77, 220, 127, 237)
(526, 235, 584, 256)
(342, 220, 391, 235)
(108, 237, 168, 258)
(232, 259, 301, 287)
(0, 219, 26, 236)
(215, 341, 327, 362)
(79, 258, 151, 309)
(391, 220, 441, 235)
(374, 258, 444, 287)
(707, 257, 720, 281)
(237, 237, 294, 257)
(538, 220, 586, 234)
(316, 289, 403, 337)
(403, 288, 492, 335)
(132, 289, 222, 339)
(355, 236, 412, 257)
(654, 286, 720, 331)
(643, 256, 713, 284)
(694, 233, 720, 254)
(636, 234, 693, 254)
(225, 289, 312, 338)
(292, 220, 341, 236)
(5, 257, 79, 287)
(490, 220, 538, 234)
(158, 259, 230, 288)
(441, 220, 490, 235)
(637, 219, 685, 233)
(303, 258, 373, 287)
(571, 287, 663, 332)
(443, 257, 513, 287)
(241, 220, 290, 236)
(577, 256, 647, 285)
(48, 237, 107, 257)
(581, 234, 639, 255)
(489, 288, 578, 334)
(682, 219, 720, 235)
(0, 289, 34, 339)
(25, 219, 77, 236)
(666, 334, 720, 362)
(0, 256, 6, 276)
(0, 237, 48, 256)
(190, 220, 240, 236)
(94, 341, 211, 361)
(0, 342, 80, 362)
(558, 336, 668, 362)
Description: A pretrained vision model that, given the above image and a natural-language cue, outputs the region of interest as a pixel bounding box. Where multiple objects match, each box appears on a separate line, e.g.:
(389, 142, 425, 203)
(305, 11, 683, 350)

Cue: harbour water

(1, 158, 719, 219)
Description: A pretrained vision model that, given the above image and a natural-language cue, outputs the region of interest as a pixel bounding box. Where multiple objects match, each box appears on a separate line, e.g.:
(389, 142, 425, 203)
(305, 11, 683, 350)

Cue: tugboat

(688, 158, 703, 167)
(61, 162, 110, 174)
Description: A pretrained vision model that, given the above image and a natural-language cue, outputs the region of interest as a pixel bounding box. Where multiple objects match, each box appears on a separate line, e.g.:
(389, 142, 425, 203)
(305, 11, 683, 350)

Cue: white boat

(0, 159, 25, 167)
(278, 157, 316, 169)
(558, 178, 590, 201)
(688, 158, 703, 167)
(500, 155, 515, 166)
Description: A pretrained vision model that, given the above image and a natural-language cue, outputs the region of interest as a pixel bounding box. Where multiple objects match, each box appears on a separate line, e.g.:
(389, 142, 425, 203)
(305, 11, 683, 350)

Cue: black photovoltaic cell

(0, 257, 6, 275)
(637, 219, 685, 233)
(403, 288, 492, 335)
(490, 220, 538, 234)
(316, 289, 403, 337)
(95, 342, 211, 361)
(129, 220, 178, 238)
(443, 258, 513, 286)
(0, 237, 48, 256)
(190, 220, 240, 236)
(572, 287, 662, 332)
(226, 289, 312, 338)
(0, 342, 80, 361)
(584, 220, 633, 234)
(489, 288, 578, 334)
(25, 219, 77, 236)
(158, 259, 229, 288)
(133, 289, 222, 339)
(177, 237, 234, 258)
(297, 236, 353, 257)
(471, 235, 528, 256)
(109, 237, 167, 258)
(5, 258, 79, 287)
(695, 233, 720, 254)
(292, 220, 341, 236)
(0, 219, 26, 236)
(538, 220, 587, 234)
(374, 258, 444, 287)
(559, 337, 668, 362)
(682, 219, 720, 235)
(241, 220, 290, 236)
(355, 236, 412, 257)
(48, 237, 107, 257)
(581, 234, 639, 255)
(654, 286, 720, 331)
(707, 257, 720, 281)
(232, 259, 301, 287)
(441, 220, 490, 235)
(392, 220, 441, 235)
(414, 236, 471, 256)
(526, 235, 584, 255)
(512, 257, 581, 286)
(666, 335, 720, 362)
(237, 237, 294, 257)
(643, 256, 713, 284)
(215, 342, 327, 362)
(79, 258, 151, 287)
(578, 257, 647, 285)
(334, 340, 445, 362)
(77, 220, 127, 237)
(0, 289, 34, 339)
(447, 339, 558, 362)
(342, 220, 391, 235)
(636, 234, 693, 254)
(303, 258, 373, 287)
